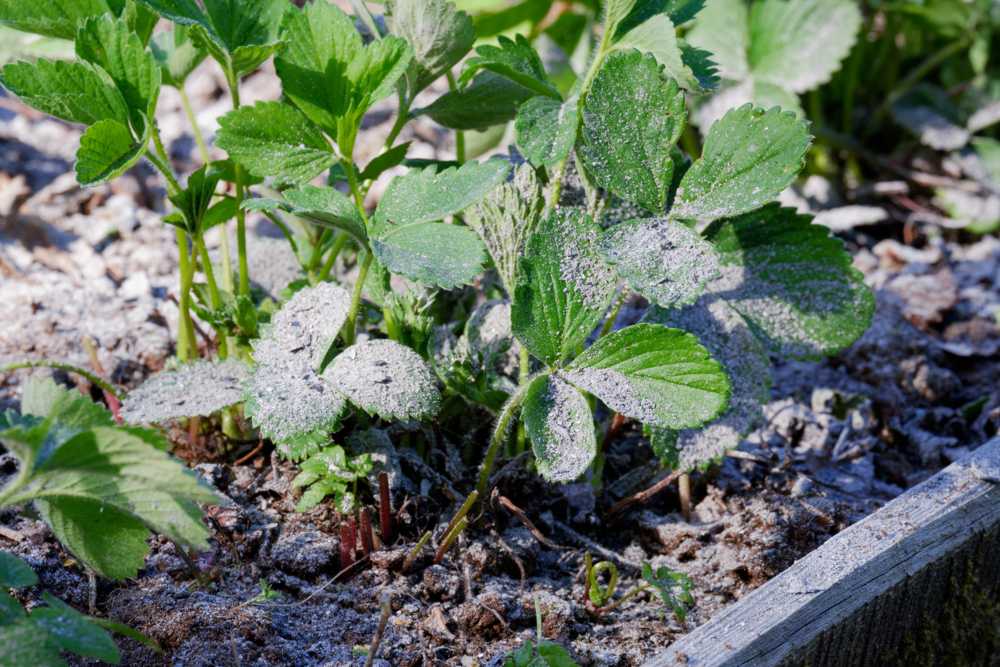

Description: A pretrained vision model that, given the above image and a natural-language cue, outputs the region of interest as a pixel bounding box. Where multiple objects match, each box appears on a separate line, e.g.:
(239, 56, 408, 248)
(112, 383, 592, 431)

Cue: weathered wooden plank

(647, 437, 1000, 667)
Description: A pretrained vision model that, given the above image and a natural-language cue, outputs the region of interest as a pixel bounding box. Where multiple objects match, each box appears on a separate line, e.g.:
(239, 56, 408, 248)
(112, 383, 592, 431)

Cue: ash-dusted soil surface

(1, 66, 999, 666)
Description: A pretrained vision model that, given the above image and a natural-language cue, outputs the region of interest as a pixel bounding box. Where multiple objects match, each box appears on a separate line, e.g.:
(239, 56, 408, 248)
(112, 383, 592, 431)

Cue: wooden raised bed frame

(648, 436, 1000, 667)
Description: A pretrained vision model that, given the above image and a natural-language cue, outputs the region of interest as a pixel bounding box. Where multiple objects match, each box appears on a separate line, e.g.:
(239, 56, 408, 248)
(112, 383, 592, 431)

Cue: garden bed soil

(1, 67, 999, 666)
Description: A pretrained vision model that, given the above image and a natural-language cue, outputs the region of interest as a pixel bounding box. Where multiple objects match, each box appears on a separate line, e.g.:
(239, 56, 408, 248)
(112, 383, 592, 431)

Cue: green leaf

(360, 142, 411, 181)
(137, 0, 285, 77)
(465, 163, 545, 294)
(280, 185, 367, 243)
(565, 323, 730, 429)
(0, 59, 129, 126)
(458, 34, 560, 100)
(341, 36, 413, 145)
(32, 594, 120, 664)
(703, 204, 874, 358)
(121, 359, 251, 424)
(646, 299, 771, 470)
(374, 159, 511, 228)
(616, 0, 706, 35)
(274, 1, 362, 137)
(0, 0, 111, 40)
(601, 217, 720, 308)
(511, 209, 617, 366)
(324, 339, 441, 421)
(0, 590, 25, 623)
(523, 373, 596, 482)
(245, 283, 352, 444)
(579, 49, 686, 213)
(88, 617, 161, 653)
(641, 562, 694, 621)
(150, 24, 206, 88)
(536, 641, 580, 667)
(0, 618, 65, 667)
(75, 15, 160, 128)
(686, 0, 749, 81)
(372, 223, 489, 290)
(748, 0, 862, 94)
(0, 552, 36, 589)
(21, 377, 113, 433)
(386, 0, 475, 93)
(679, 42, 720, 91)
(216, 101, 336, 184)
(614, 14, 717, 93)
(75, 118, 148, 186)
(671, 104, 811, 224)
(418, 71, 535, 131)
(605, 0, 639, 35)
(515, 95, 579, 168)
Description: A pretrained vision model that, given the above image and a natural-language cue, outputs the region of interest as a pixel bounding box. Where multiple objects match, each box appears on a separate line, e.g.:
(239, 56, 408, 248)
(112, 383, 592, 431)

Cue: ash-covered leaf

(325, 339, 441, 421)
(748, 0, 862, 93)
(646, 299, 771, 470)
(463, 300, 514, 369)
(523, 373, 596, 482)
(386, 0, 475, 93)
(274, 184, 367, 243)
(579, 49, 686, 213)
(417, 71, 535, 131)
(704, 204, 874, 358)
(465, 163, 545, 294)
(614, 14, 717, 93)
(601, 217, 720, 309)
(244, 283, 353, 444)
(458, 34, 559, 100)
(671, 104, 811, 224)
(216, 101, 335, 185)
(372, 221, 488, 289)
(121, 359, 251, 424)
(565, 323, 730, 429)
(515, 95, 579, 168)
(374, 159, 511, 228)
(512, 209, 617, 366)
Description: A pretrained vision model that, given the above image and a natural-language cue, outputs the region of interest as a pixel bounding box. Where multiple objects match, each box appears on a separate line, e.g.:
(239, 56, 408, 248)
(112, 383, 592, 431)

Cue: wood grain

(647, 437, 1000, 667)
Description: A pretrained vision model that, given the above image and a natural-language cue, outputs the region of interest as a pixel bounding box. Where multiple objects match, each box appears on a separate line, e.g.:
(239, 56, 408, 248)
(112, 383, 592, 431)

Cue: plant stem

(342, 251, 373, 346)
(678, 473, 692, 522)
(446, 72, 466, 163)
(175, 228, 197, 361)
(178, 85, 210, 164)
(383, 93, 412, 153)
(0, 360, 124, 401)
(195, 235, 228, 358)
(599, 582, 649, 613)
(308, 228, 332, 273)
(402, 530, 432, 573)
(224, 66, 251, 298)
(476, 382, 532, 499)
(598, 291, 625, 339)
(317, 233, 348, 283)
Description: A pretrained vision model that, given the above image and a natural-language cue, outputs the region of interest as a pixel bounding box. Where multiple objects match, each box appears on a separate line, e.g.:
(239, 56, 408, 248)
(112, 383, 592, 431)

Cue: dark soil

(1, 66, 998, 666)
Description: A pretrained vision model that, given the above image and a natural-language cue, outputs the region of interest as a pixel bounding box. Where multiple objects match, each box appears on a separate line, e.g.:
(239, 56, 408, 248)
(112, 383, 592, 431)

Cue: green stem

(146, 144, 181, 196)
(308, 228, 332, 273)
(0, 360, 124, 402)
(384, 93, 412, 153)
(342, 251, 373, 346)
(600, 583, 649, 613)
(179, 85, 210, 165)
(195, 235, 228, 358)
(446, 72, 466, 164)
(175, 228, 197, 361)
(598, 291, 626, 339)
(476, 382, 532, 499)
(225, 65, 251, 298)
(317, 233, 348, 282)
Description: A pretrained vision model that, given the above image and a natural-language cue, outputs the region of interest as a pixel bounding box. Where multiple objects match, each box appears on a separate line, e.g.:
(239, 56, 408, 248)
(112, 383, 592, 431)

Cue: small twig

(82, 337, 122, 423)
(0, 526, 24, 543)
(600, 413, 627, 452)
(87, 569, 98, 616)
(340, 516, 357, 572)
(359, 508, 375, 557)
(678, 474, 692, 522)
(364, 590, 392, 667)
(233, 440, 264, 466)
(378, 472, 393, 544)
(607, 469, 683, 517)
(496, 494, 565, 551)
(0, 360, 124, 402)
(492, 530, 526, 587)
(402, 531, 431, 573)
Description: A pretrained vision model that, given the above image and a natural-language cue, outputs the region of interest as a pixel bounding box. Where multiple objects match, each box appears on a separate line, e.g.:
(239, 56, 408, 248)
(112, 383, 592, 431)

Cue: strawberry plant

(0, 0, 872, 523)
